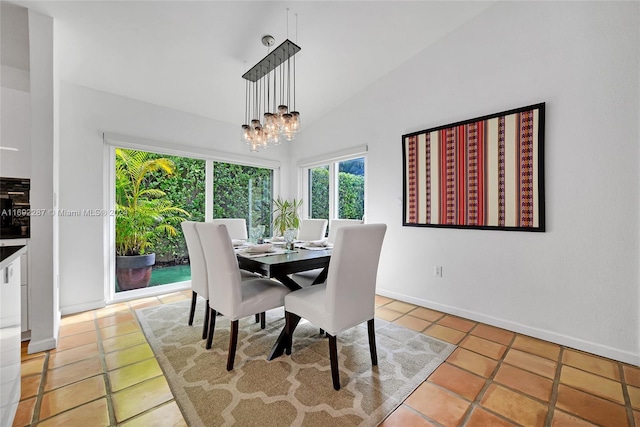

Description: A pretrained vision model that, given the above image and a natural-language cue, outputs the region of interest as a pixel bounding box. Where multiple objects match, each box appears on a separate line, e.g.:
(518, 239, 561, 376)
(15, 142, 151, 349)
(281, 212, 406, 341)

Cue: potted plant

(115, 149, 190, 291)
(272, 196, 302, 237)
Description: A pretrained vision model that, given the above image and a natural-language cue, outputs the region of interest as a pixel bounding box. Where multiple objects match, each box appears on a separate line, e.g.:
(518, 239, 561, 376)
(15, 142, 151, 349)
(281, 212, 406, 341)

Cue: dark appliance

(0, 178, 30, 239)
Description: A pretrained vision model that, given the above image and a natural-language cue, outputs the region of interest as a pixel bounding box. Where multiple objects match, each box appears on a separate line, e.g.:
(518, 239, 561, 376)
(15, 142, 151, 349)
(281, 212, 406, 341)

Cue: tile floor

(12, 291, 640, 427)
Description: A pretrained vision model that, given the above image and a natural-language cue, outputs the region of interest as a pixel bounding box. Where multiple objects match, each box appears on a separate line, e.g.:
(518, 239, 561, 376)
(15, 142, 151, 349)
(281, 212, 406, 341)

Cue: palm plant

(115, 148, 190, 256)
(272, 196, 302, 236)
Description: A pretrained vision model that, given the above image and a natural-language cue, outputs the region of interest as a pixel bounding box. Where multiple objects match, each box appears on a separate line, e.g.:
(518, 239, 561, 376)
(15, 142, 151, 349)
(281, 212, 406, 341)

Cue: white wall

(27, 9, 58, 353)
(292, 1, 639, 365)
(58, 82, 290, 313)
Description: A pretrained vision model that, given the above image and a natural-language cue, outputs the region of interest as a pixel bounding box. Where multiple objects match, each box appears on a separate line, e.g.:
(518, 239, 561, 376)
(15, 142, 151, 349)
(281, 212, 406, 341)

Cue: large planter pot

(116, 253, 156, 291)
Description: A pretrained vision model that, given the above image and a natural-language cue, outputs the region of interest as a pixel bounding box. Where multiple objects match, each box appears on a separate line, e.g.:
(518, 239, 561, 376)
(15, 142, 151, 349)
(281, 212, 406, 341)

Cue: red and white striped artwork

(403, 103, 545, 231)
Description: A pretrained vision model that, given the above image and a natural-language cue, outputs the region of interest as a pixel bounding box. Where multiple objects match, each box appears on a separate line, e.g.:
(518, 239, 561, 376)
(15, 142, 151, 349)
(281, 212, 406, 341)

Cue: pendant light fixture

(241, 12, 301, 152)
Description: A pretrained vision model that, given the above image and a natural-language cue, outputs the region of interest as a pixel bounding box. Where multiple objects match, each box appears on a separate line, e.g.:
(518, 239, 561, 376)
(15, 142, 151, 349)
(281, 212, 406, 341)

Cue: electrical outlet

(434, 265, 443, 277)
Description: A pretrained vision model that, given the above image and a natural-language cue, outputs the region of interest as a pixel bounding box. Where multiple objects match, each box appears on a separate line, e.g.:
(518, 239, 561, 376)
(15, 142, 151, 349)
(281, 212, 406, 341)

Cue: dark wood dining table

(237, 247, 332, 360)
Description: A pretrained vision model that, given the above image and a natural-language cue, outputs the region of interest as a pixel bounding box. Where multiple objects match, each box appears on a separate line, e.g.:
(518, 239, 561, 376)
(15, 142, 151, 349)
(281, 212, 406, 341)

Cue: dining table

(236, 244, 332, 360)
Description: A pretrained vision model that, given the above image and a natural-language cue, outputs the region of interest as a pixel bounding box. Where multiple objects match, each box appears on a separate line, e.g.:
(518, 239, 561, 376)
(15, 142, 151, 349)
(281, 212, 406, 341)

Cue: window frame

(103, 132, 281, 303)
(298, 145, 368, 222)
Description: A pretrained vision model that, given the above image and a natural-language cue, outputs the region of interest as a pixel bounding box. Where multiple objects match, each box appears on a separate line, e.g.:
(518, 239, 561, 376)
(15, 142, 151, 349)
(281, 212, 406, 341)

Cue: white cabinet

(0, 87, 31, 179)
(0, 240, 29, 338)
(0, 247, 25, 427)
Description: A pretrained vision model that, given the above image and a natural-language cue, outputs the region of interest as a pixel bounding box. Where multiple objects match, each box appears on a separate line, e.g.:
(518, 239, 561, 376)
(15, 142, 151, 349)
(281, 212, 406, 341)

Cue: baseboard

(376, 289, 640, 367)
(28, 336, 57, 354)
(60, 299, 106, 316)
(108, 282, 190, 304)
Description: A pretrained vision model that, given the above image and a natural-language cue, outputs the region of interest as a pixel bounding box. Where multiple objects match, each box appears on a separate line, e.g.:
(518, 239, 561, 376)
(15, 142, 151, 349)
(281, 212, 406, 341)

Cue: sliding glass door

(111, 148, 275, 299)
(114, 148, 205, 293)
(213, 162, 274, 237)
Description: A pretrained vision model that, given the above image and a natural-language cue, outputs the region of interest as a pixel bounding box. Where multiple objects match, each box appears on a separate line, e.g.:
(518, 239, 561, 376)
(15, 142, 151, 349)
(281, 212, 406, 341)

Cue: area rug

(136, 299, 455, 427)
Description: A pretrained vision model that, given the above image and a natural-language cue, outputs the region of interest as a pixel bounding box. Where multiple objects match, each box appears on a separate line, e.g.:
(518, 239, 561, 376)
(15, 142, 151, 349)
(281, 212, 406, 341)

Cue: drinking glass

(284, 228, 297, 250)
(250, 225, 265, 244)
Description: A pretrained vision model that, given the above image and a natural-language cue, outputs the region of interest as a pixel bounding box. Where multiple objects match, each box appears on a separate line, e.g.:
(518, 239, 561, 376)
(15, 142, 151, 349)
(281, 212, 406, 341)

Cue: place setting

(295, 238, 332, 251)
(237, 242, 285, 258)
(236, 225, 298, 258)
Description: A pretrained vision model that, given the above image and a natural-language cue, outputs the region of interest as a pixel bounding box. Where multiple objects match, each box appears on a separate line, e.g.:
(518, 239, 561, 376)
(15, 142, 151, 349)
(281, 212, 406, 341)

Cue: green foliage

(310, 167, 364, 221)
(121, 157, 271, 264)
(213, 162, 273, 236)
(272, 196, 302, 236)
(114, 150, 363, 265)
(115, 149, 191, 256)
(145, 154, 206, 262)
(339, 158, 365, 176)
(338, 172, 365, 219)
(311, 167, 329, 219)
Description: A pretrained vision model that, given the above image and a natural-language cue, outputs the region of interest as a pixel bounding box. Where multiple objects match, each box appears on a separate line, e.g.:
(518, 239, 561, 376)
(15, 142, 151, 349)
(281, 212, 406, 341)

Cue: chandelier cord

(280, 58, 284, 107)
(266, 60, 270, 114)
(293, 13, 297, 111)
(287, 48, 291, 110)
(254, 77, 258, 121)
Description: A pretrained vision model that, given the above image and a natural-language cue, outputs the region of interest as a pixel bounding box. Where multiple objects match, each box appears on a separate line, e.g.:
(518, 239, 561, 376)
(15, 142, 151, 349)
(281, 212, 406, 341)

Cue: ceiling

(11, 1, 495, 128)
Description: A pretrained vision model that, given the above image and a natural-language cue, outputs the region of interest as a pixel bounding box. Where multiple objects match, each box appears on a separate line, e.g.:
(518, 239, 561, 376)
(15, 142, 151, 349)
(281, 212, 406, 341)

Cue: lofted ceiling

(11, 1, 494, 128)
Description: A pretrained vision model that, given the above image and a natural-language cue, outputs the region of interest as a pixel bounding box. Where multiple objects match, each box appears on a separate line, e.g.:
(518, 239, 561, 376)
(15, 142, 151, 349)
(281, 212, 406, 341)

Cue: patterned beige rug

(136, 299, 455, 427)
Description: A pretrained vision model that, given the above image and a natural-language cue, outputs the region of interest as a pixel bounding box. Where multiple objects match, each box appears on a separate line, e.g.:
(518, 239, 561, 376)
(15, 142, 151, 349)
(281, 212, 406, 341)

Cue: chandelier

(241, 35, 301, 152)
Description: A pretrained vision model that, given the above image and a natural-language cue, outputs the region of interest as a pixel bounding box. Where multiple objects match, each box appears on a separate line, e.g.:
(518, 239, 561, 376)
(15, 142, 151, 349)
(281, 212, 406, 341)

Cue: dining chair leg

(206, 307, 217, 350)
(227, 320, 239, 371)
(201, 300, 210, 340)
(188, 291, 197, 326)
(328, 334, 340, 390)
(367, 319, 378, 366)
(284, 311, 300, 355)
(319, 328, 325, 336)
(255, 313, 260, 323)
(260, 312, 266, 329)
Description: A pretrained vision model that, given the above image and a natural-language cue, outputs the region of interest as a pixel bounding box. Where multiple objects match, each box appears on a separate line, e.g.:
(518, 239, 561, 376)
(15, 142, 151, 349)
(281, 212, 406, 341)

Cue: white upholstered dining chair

(196, 222, 291, 370)
(182, 220, 259, 338)
(181, 221, 211, 339)
(212, 218, 259, 278)
(297, 218, 328, 241)
(211, 218, 248, 241)
(291, 218, 363, 287)
(326, 218, 363, 243)
(284, 223, 387, 390)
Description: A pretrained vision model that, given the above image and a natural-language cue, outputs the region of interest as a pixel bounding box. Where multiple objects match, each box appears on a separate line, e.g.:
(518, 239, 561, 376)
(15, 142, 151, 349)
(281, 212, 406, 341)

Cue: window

(212, 162, 273, 237)
(302, 149, 366, 226)
(337, 158, 365, 220)
(308, 165, 329, 220)
(105, 136, 280, 302)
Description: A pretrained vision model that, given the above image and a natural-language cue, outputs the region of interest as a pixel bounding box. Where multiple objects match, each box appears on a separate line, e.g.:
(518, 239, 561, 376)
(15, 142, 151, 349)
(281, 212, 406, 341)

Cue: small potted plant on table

(272, 196, 301, 249)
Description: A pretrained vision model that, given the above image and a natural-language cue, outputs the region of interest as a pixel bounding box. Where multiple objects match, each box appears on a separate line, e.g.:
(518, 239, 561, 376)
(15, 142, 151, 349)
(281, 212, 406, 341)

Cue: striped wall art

(402, 103, 545, 231)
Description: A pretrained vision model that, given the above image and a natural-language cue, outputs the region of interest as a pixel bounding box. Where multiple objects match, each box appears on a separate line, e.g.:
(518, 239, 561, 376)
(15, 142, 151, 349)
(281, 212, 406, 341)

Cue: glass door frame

(103, 134, 280, 304)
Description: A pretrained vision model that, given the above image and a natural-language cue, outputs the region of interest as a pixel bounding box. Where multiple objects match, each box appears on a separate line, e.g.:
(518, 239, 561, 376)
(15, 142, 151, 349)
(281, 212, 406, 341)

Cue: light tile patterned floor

(12, 291, 640, 426)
